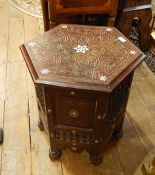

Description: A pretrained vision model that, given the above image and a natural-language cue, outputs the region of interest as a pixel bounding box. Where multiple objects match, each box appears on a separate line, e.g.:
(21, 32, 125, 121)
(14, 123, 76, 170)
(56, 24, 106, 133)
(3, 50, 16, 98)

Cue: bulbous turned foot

(113, 128, 123, 139)
(49, 149, 61, 160)
(38, 119, 44, 131)
(89, 152, 103, 165)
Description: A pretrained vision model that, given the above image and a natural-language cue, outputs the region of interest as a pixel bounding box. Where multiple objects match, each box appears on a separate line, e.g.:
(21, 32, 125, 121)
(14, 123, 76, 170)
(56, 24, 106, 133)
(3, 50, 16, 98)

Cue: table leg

(139, 8, 152, 51)
(113, 127, 123, 139)
(41, 0, 50, 31)
(89, 149, 103, 165)
(49, 149, 62, 160)
(113, 115, 124, 139)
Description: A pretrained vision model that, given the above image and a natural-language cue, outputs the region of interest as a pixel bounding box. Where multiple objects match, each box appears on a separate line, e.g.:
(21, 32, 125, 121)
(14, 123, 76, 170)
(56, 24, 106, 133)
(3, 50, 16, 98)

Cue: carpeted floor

(145, 51, 155, 72)
(8, 0, 42, 18)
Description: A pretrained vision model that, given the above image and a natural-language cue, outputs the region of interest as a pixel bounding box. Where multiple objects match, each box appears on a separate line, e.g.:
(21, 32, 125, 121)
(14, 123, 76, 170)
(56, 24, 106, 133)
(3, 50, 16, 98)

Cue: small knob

(97, 113, 106, 120)
(71, 147, 77, 152)
(94, 140, 99, 143)
(72, 143, 76, 146)
(97, 115, 102, 120)
(48, 109, 52, 114)
(72, 130, 76, 134)
(71, 91, 75, 95)
(51, 133, 54, 138)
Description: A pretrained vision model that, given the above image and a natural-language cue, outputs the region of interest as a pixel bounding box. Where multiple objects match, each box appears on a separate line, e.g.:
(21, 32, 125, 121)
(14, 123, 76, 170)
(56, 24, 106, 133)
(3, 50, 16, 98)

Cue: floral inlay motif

(106, 28, 112, 32)
(41, 69, 50, 75)
(129, 50, 136, 55)
(73, 45, 89, 53)
(100, 76, 107, 81)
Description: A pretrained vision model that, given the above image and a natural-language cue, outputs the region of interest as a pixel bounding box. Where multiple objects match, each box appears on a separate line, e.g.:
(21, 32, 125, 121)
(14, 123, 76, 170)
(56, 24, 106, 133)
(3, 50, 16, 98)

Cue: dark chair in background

(116, 0, 152, 51)
(41, 0, 119, 31)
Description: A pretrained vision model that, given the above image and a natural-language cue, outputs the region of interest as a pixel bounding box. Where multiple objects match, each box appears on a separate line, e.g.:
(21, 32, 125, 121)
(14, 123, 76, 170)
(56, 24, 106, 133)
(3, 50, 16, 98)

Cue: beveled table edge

(20, 44, 39, 81)
(20, 42, 146, 93)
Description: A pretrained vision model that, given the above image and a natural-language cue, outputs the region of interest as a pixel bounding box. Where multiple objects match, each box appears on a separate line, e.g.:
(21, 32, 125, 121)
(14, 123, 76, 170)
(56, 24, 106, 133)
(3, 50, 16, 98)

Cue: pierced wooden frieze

(55, 130, 95, 144)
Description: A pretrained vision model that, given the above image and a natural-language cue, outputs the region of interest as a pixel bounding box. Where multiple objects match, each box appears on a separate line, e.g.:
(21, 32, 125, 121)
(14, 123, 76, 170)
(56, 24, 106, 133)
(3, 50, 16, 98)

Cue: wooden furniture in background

(41, 0, 119, 31)
(20, 24, 145, 165)
(60, 0, 109, 7)
(116, 0, 152, 51)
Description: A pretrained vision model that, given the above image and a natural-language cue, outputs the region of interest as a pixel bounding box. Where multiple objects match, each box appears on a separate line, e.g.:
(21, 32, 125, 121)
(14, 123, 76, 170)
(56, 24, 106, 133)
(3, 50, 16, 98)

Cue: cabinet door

(53, 90, 96, 129)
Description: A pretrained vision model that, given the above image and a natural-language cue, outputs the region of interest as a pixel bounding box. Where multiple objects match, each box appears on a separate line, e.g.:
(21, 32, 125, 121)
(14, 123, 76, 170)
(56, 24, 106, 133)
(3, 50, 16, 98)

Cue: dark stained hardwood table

(20, 24, 146, 165)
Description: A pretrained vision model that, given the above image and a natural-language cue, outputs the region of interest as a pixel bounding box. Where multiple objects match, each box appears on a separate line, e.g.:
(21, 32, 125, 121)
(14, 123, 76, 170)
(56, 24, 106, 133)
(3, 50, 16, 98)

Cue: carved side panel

(106, 73, 133, 123)
(35, 84, 48, 132)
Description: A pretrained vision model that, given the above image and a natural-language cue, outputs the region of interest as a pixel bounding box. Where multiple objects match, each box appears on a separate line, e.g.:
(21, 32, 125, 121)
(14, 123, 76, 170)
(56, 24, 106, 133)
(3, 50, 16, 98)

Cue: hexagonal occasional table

(20, 24, 146, 165)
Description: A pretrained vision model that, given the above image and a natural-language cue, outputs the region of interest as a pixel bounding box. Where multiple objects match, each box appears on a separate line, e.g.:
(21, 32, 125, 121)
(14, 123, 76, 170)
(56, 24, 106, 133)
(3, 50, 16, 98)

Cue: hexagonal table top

(20, 24, 145, 92)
